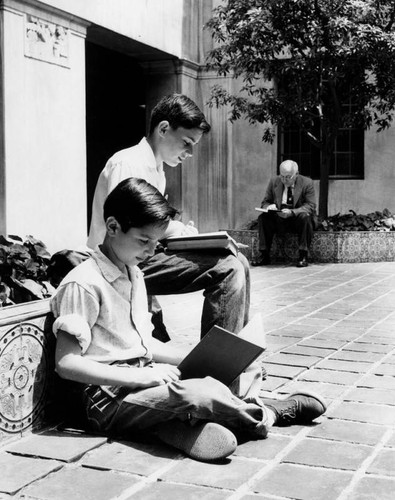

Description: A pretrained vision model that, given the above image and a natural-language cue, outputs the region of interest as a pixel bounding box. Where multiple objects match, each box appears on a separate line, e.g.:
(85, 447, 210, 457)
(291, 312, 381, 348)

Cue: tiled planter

(0, 300, 53, 445)
(226, 230, 395, 263)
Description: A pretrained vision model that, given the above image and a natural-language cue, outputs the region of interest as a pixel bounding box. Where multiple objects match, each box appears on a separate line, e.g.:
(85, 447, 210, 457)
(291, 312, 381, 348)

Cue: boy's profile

(51, 177, 327, 462)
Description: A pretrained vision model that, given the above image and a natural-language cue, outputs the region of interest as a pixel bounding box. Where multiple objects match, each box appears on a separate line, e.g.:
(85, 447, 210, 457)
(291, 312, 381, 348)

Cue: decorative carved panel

(24, 15, 70, 67)
(0, 301, 52, 444)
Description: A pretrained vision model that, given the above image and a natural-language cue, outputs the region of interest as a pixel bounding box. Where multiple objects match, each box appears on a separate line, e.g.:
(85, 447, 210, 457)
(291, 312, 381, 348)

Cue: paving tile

(347, 475, 395, 500)
(279, 380, 347, 399)
(358, 336, 395, 347)
(327, 401, 395, 425)
(265, 363, 305, 378)
(344, 342, 390, 353)
(329, 350, 383, 362)
(235, 434, 291, 460)
(282, 438, 372, 470)
(160, 457, 262, 490)
(307, 418, 387, 445)
(386, 431, 395, 447)
(5, 430, 107, 462)
(358, 374, 395, 390)
(81, 440, 179, 476)
(127, 482, 229, 500)
(299, 338, 347, 350)
(22, 466, 138, 500)
(0, 453, 62, 494)
(299, 368, 361, 385)
(238, 495, 274, 500)
(314, 330, 362, 341)
(373, 364, 395, 376)
(383, 353, 395, 365)
(281, 345, 336, 357)
(253, 463, 353, 500)
(264, 353, 321, 368)
(345, 387, 395, 405)
(264, 335, 297, 352)
(269, 424, 308, 437)
(260, 376, 289, 391)
(367, 449, 395, 476)
(315, 358, 372, 373)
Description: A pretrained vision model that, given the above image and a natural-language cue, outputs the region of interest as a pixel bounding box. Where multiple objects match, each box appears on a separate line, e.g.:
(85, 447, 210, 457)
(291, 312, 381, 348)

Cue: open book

(165, 231, 243, 257)
(178, 323, 265, 386)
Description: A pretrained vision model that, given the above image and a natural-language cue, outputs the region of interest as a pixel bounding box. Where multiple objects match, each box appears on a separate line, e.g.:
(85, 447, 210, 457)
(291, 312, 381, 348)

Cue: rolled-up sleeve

(51, 282, 100, 354)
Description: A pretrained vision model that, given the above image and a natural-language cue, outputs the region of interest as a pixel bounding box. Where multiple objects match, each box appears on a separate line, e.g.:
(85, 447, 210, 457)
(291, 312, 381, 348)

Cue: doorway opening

(85, 41, 146, 229)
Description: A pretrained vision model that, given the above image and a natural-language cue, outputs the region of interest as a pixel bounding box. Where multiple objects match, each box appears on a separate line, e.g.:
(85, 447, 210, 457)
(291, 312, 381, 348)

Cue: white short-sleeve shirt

(87, 137, 166, 249)
(50, 247, 153, 364)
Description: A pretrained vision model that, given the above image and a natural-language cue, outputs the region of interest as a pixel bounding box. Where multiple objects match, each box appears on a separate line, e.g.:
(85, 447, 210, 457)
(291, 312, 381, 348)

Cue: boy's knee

(172, 377, 229, 408)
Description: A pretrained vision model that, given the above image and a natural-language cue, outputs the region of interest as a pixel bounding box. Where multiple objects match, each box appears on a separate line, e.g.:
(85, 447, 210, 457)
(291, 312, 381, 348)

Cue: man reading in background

(253, 160, 316, 268)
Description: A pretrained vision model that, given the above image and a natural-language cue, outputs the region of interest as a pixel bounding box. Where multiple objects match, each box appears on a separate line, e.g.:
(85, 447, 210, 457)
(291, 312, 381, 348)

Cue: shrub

(0, 235, 55, 306)
(245, 209, 395, 232)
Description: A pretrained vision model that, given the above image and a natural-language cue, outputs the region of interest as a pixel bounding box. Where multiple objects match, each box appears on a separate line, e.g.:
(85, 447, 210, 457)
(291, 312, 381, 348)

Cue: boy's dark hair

(149, 93, 211, 135)
(103, 177, 179, 233)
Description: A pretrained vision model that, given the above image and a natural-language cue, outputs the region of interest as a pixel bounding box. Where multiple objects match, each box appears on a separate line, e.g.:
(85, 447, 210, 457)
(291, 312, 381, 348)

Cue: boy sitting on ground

(51, 177, 327, 462)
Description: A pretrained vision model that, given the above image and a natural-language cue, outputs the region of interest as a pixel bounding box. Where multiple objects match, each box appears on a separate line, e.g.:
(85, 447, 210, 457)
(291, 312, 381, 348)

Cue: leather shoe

(262, 391, 327, 426)
(296, 252, 308, 267)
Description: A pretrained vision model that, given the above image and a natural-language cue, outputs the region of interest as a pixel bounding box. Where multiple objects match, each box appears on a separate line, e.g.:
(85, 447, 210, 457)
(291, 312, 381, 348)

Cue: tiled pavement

(1, 261, 395, 499)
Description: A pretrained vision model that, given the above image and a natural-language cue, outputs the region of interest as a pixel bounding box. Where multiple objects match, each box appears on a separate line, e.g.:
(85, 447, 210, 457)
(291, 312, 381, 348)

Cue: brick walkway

(1, 262, 395, 499)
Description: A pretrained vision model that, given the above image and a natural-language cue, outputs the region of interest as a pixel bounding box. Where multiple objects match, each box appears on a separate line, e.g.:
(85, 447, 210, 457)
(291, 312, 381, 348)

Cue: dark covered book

(178, 325, 265, 386)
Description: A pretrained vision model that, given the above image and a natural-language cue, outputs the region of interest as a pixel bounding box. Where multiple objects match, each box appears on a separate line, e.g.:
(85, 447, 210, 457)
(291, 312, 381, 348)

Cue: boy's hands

(162, 220, 199, 238)
(181, 220, 198, 236)
(137, 364, 181, 388)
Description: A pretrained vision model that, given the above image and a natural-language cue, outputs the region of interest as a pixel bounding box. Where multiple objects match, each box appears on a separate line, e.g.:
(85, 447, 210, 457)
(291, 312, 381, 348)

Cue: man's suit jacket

(261, 174, 316, 217)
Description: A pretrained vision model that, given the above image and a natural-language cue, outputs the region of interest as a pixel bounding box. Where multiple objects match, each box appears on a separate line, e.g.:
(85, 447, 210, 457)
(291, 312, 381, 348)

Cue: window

(279, 92, 364, 180)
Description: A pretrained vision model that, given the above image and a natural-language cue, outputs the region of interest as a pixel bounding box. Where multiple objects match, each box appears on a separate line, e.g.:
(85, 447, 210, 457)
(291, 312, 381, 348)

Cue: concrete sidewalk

(1, 262, 395, 499)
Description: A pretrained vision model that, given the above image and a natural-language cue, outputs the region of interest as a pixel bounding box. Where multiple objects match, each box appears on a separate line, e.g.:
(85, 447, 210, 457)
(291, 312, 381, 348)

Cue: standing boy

(88, 94, 250, 339)
(52, 177, 327, 462)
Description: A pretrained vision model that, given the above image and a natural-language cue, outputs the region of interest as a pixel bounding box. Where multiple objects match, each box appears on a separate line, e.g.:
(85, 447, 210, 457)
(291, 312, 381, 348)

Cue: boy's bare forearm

(150, 337, 194, 365)
(55, 330, 181, 389)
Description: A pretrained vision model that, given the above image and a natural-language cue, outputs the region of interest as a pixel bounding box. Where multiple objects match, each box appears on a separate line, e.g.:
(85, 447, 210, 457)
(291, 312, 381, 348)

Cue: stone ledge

(226, 230, 395, 263)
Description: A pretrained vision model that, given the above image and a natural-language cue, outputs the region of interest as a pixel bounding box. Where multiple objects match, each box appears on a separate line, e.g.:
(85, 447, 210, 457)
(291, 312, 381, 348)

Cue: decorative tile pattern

(0, 301, 52, 444)
(226, 230, 395, 263)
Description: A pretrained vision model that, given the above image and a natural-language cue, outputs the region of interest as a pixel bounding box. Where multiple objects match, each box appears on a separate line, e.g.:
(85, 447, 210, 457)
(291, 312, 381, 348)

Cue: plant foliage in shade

(245, 208, 395, 231)
(0, 235, 55, 306)
(206, 0, 395, 217)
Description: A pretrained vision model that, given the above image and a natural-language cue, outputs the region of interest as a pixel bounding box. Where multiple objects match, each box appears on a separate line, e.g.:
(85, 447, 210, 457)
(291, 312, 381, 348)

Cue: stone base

(226, 230, 395, 263)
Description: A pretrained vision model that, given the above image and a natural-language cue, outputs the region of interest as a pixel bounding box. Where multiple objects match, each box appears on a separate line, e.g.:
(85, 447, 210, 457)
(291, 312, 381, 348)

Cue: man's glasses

(280, 174, 295, 180)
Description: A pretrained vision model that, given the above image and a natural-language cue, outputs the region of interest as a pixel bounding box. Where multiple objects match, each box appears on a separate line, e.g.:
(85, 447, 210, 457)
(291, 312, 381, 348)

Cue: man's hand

(267, 204, 278, 211)
(278, 208, 293, 219)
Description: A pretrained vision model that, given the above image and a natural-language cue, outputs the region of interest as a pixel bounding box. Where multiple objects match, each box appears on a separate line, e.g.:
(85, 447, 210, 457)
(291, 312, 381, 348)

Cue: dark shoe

(251, 251, 271, 266)
(297, 252, 308, 268)
(264, 391, 327, 426)
(156, 421, 237, 462)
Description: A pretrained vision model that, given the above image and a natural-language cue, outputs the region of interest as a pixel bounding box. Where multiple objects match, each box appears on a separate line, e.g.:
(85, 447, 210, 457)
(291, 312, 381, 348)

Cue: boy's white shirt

(87, 137, 197, 249)
(88, 138, 166, 249)
(51, 247, 154, 364)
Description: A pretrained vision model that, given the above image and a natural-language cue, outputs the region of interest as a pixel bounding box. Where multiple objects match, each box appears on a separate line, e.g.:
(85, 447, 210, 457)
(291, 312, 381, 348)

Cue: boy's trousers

(79, 361, 270, 440)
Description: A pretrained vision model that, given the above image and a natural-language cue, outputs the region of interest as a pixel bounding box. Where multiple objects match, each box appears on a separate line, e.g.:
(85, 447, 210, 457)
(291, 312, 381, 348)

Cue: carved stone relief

(25, 15, 70, 67)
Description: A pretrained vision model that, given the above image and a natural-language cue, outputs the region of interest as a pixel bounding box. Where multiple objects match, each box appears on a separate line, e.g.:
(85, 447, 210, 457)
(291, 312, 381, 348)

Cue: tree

(206, 0, 395, 217)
